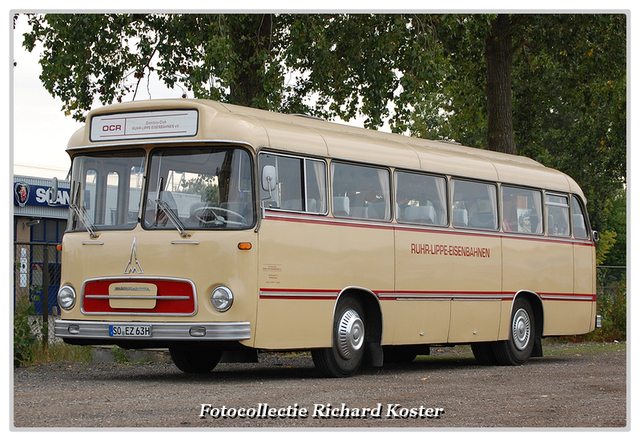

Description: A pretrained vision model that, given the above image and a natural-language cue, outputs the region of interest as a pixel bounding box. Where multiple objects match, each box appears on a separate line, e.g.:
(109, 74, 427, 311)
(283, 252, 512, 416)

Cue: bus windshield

(142, 146, 254, 231)
(69, 150, 146, 234)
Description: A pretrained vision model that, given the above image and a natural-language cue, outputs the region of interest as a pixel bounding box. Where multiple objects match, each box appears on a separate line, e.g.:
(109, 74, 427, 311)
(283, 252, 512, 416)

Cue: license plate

(109, 324, 152, 338)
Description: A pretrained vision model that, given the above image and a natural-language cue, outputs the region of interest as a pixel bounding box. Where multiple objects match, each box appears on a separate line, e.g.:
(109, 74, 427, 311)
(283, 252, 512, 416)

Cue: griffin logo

(124, 237, 144, 274)
(14, 182, 30, 207)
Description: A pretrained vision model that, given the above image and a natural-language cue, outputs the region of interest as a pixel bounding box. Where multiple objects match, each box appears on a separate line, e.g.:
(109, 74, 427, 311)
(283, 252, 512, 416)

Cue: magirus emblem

(124, 237, 144, 274)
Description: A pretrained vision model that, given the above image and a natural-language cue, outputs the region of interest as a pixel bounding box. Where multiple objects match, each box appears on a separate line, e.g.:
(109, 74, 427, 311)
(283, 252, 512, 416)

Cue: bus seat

(404, 205, 436, 224)
(351, 207, 368, 218)
(333, 196, 350, 217)
(367, 202, 388, 220)
(470, 211, 496, 229)
(452, 209, 468, 227)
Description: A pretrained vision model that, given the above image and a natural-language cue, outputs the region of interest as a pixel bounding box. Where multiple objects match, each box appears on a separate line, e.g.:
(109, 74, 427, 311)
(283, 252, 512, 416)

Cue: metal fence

(14, 242, 62, 346)
(596, 265, 626, 337)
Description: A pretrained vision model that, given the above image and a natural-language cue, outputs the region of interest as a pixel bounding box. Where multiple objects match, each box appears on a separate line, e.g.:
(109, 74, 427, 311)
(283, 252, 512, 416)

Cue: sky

(11, 13, 189, 179)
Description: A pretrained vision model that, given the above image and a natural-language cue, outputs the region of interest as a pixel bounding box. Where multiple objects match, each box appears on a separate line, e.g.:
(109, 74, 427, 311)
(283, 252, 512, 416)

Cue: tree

(17, 12, 626, 250)
(20, 14, 288, 120)
(18, 13, 447, 128)
(485, 14, 518, 154)
(410, 13, 626, 238)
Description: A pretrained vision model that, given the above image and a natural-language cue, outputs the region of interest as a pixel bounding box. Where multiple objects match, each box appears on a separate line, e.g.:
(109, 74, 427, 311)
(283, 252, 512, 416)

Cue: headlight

(57, 286, 76, 311)
(211, 286, 233, 312)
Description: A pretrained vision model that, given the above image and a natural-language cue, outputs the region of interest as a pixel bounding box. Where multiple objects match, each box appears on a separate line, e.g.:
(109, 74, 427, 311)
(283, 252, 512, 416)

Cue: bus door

(393, 171, 452, 344)
(445, 179, 502, 343)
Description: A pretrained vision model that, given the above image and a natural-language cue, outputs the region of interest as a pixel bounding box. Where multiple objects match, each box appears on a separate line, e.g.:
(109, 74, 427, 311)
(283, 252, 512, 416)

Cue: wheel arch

(335, 286, 383, 345)
(513, 290, 544, 357)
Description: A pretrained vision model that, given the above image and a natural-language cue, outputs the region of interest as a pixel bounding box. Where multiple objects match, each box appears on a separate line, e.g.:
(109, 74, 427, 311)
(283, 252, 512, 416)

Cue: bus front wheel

(169, 344, 223, 374)
(312, 297, 366, 377)
(493, 297, 535, 365)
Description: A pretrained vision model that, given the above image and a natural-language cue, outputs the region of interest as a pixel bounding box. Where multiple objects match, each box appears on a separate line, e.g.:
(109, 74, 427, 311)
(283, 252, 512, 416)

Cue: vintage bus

(53, 99, 599, 377)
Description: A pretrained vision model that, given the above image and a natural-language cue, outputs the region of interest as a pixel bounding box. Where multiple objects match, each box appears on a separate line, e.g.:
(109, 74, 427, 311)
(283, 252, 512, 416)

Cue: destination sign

(90, 109, 198, 142)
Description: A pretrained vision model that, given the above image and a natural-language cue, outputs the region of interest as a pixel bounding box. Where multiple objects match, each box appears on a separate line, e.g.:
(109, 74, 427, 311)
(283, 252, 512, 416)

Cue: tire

(493, 297, 535, 366)
(471, 342, 498, 365)
(169, 344, 223, 374)
(312, 297, 366, 377)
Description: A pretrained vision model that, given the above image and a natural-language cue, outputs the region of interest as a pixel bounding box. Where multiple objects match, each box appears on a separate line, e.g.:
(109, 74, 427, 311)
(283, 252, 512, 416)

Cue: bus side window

(571, 196, 589, 239)
(501, 186, 543, 234)
(331, 162, 391, 221)
(395, 171, 447, 226)
(545, 194, 570, 237)
(451, 179, 498, 230)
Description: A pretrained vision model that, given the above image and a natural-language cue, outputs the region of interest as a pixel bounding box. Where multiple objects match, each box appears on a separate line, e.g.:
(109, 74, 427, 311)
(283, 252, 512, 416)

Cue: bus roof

(67, 98, 584, 197)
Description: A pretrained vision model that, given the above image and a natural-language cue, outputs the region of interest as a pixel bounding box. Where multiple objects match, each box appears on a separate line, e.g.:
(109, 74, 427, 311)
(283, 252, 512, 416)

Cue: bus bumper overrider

(54, 319, 251, 342)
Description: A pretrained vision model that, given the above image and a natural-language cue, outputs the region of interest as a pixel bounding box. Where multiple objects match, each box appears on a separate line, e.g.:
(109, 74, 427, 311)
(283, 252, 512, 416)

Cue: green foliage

(111, 346, 129, 364)
(512, 15, 626, 233)
(14, 293, 36, 367)
(595, 268, 626, 341)
(596, 190, 626, 267)
(596, 230, 617, 266)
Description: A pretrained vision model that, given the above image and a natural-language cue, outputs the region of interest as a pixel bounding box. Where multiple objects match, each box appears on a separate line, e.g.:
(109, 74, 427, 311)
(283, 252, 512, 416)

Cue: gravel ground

(12, 342, 626, 429)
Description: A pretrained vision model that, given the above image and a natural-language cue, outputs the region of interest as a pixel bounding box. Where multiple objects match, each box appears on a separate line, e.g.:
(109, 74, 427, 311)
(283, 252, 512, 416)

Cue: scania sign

(13, 182, 70, 207)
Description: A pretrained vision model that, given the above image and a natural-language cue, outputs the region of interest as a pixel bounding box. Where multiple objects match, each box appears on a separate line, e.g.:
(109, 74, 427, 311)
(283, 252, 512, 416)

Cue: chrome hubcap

(337, 309, 364, 360)
(512, 308, 531, 351)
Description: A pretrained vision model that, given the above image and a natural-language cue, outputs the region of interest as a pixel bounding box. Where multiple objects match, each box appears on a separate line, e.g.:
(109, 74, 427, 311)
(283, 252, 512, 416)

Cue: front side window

(331, 162, 391, 221)
(571, 196, 589, 239)
(143, 147, 254, 231)
(451, 179, 498, 230)
(69, 150, 145, 233)
(259, 153, 327, 214)
(501, 186, 543, 234)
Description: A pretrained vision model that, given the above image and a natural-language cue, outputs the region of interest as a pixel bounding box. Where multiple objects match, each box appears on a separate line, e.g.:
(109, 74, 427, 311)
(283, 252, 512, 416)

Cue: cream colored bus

(53, 99, 598, 377)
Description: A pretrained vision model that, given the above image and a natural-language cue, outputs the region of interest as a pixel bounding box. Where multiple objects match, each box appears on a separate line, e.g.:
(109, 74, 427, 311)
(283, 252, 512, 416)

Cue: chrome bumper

(54, 319, 251, 341)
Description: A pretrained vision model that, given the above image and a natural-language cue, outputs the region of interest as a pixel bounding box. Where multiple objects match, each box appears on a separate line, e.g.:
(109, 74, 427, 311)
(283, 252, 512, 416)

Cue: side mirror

(47, 177, 59, 205)
(592, 230, 600, 243)
(261, 165, 277, 193)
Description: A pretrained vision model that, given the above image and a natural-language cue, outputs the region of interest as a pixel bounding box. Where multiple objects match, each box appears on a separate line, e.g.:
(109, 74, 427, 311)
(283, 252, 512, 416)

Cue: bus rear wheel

(312, 297, 365, 377)
(493, 297, 535, 366)
(471, 342, 498, 365)
(169, 344, 223, 374)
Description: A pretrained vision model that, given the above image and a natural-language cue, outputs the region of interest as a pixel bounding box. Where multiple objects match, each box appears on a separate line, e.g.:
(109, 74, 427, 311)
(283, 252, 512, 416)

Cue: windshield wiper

(69, 181, 98, 239)
(154, 177, 190, 238)
(154, 198, 191, 238)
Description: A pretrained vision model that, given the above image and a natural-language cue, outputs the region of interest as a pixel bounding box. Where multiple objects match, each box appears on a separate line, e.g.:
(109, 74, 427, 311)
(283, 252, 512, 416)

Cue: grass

(541, 340, 626, 357)
(25, 340, 93, 365)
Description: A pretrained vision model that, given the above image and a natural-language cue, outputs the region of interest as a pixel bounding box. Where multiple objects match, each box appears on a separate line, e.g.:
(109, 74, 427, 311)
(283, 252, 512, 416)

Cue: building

(13, 174, 70, 315)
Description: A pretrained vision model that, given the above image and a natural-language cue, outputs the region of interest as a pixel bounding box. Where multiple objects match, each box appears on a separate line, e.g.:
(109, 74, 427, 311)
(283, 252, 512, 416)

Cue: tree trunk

(485, 14, 517, 154)
(228, 14, 273, 109)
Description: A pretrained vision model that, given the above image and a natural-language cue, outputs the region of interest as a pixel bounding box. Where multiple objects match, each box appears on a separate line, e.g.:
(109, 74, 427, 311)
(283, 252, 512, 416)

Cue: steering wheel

(194, 206, 246, 226)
